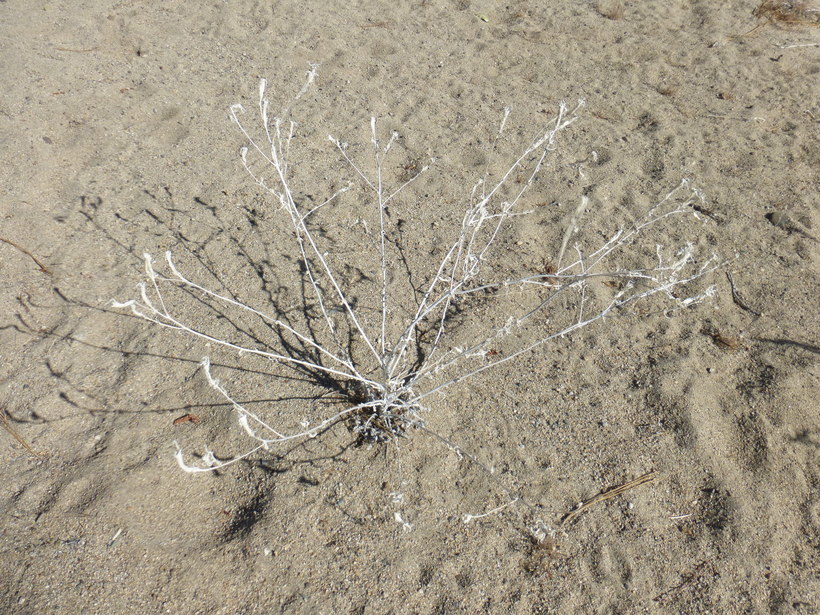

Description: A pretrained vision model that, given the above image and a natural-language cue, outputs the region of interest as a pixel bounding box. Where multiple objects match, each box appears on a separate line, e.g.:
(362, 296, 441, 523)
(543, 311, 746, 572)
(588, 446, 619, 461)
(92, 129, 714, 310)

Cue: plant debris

(560, 471, 658, 525)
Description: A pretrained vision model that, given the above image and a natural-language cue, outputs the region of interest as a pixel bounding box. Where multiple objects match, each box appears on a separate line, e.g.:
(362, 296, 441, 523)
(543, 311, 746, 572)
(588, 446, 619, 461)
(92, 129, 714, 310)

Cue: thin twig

(54, 46, 99, 53)
(0, 237, 51, 274)
(726, 272, 761, 317)
(560, 471, 658, 525)
(1, 409, 48, 458)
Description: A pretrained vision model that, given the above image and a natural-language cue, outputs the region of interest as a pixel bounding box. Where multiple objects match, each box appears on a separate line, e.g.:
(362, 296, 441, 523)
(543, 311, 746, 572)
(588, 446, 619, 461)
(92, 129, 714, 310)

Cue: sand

(1, 1, 818, 613)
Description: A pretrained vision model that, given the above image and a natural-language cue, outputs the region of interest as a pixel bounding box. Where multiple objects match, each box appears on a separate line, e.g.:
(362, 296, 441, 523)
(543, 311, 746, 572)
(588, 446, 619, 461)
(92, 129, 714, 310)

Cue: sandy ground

(1, 1, 818, 613)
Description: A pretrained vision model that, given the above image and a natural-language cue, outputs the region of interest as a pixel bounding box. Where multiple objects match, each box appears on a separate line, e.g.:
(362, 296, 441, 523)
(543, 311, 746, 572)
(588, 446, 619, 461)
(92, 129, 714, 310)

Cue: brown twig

(54, 46, 99, 53)
(173, 413, 201, 425)
(560, 471, 658, 525)
(726, 272, 761, 317)
(1, 409, 48, 458)
(0, 237, 51, 275)
(360, 20, 394, 29)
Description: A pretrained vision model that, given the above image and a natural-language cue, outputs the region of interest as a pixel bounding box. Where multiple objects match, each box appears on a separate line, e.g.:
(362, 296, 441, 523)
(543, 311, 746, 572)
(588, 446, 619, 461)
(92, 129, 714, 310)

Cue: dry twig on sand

(0, 237, 51, 275)
(560, 471, 659, 525)
(1, 409, 47, 458)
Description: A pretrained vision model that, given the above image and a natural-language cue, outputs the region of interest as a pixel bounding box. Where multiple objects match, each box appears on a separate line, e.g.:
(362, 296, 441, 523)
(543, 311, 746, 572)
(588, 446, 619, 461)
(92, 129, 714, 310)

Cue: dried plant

(113, 67, 719, 526)
(754, 1, 820, 27)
